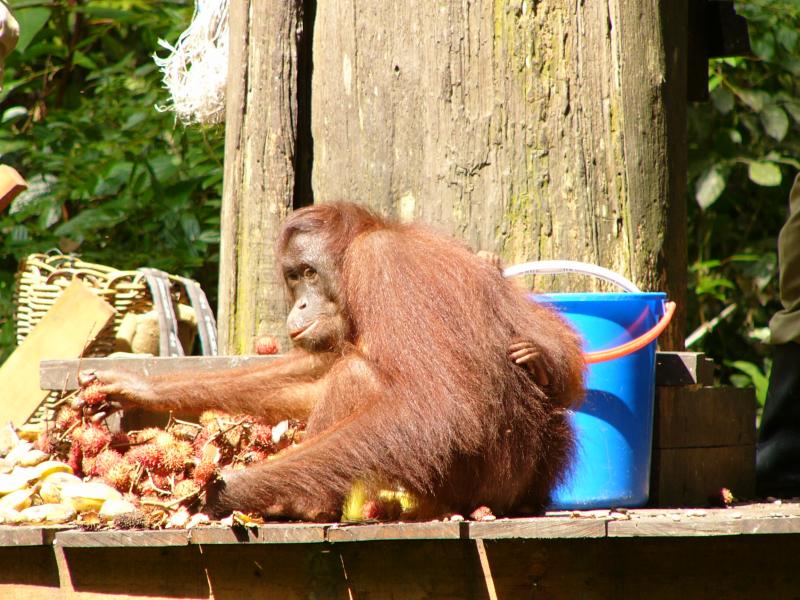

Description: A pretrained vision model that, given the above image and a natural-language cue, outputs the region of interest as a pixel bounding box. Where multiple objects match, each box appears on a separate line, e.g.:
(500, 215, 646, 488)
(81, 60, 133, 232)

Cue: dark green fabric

(769, 174, 800, 344)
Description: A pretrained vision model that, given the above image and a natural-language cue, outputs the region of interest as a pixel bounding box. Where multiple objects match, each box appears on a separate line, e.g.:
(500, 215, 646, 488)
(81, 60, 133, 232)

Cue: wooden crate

(652, 353, 756, 506)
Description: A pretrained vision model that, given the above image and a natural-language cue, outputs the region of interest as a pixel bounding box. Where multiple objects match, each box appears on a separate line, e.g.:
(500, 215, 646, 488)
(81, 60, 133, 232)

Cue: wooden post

(310, 0, 687, 347)
(218, 1, 304, 354)
(222, 0, 689, 350)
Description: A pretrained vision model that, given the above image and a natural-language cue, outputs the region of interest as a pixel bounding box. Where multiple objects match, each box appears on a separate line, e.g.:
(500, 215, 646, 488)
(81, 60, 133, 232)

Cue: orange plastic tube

(583, 301, 676, 365)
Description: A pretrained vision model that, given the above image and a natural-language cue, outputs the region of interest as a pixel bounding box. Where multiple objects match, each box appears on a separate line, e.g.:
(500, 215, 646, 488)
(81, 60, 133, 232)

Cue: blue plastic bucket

(541, 291, 667, 509)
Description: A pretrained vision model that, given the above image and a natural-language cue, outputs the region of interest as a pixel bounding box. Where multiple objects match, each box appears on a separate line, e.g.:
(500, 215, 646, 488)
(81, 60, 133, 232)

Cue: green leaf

(72, 50, 98, 70)
(695, 167, 726, 210)
(1, 106, 27, 123)
(778, 26, 799, 52)
(711, 87, 734, 114)
(752, 32, 776, 61)
(760, 104, 790, 141)
(737, 89, 766, 112)
(729, 361, 770, 407)
(784, 101, 800, 124)
(94, 161, 134, 196)
(148, 155, 179, 184)
(747, 161, 782, 187)
(13, 7, 51, 54)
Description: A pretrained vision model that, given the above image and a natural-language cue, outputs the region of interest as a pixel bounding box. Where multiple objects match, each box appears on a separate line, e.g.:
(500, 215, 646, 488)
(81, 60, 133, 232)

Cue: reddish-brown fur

(92, 202, 585, 520)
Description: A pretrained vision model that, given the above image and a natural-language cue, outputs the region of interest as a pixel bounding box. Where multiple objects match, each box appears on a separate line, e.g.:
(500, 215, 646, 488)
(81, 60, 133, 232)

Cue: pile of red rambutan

(36, 385, 305, 528)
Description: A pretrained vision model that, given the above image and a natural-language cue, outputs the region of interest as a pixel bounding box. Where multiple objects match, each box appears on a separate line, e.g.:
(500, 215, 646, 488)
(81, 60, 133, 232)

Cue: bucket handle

(502, 260, 642, 292)
(503, 260, 676, 363)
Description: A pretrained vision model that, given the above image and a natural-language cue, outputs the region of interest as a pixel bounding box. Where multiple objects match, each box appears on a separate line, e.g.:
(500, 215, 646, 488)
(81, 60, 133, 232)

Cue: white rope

(153, 0, 229, 125)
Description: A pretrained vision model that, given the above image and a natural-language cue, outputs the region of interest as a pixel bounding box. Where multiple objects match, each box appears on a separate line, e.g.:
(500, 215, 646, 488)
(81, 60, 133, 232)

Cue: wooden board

(56, 529, 189, 548)
(42, 352, 705, 391)
(608, 515, 800, 537)
(40, 355, 280, 391)
(655, 386, 756, 448)
(0, 280, 115, 426)
(0, 526, 67, 546)
(655, 351, 715, 386)
(190, 524, 327, 545)
(469, 517, 605, 539)
(327, 521, 465, 543)
(652, 445, 756, 507)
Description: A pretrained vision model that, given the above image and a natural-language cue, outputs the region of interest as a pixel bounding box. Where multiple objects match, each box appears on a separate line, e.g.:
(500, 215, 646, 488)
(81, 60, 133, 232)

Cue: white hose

(502, 260, 642, 293)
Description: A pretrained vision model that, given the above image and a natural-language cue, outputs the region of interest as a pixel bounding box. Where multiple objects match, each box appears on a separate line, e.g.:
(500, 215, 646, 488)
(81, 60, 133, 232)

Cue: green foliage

(0, 1, 224, 362)
(688, 0, 800, 395)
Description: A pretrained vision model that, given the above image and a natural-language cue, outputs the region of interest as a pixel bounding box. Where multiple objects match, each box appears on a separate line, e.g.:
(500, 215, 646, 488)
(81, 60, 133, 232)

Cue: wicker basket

(14, 253, 160, 357)
(16, 252, 220, 424)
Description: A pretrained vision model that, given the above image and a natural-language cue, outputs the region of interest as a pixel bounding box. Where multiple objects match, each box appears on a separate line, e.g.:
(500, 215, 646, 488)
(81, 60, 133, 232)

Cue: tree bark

(218, 1, 303, 354)
(222, 0, 688, 351)
(310, 0, 686, 345)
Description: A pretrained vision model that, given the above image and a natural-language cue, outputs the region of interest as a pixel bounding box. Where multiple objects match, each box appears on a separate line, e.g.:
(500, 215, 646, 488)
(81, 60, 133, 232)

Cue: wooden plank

(40, 355, 280, 391)
(327, 521, 465, 543)
(652, 445, 756, 507)
(469, 517, 605, 539)
(608, 515, 800, 537)
(0, 526, 67, 546)
(0, 280, 115, 426)
(0, 546, 61, 598)
(43, 351, 714, 392)
(655, 351, 714, 386)
(655, 386, 756, 448)
(55, 529, 189, 547)
(482, 535, 800, 599)
(190, 523, 327, 544)
(58, 545, 209, 598)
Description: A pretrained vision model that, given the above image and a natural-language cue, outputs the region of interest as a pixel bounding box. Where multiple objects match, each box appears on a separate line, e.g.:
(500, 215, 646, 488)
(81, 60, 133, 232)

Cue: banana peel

(17, 503, 76, 525)
(61, 481, 122, 513)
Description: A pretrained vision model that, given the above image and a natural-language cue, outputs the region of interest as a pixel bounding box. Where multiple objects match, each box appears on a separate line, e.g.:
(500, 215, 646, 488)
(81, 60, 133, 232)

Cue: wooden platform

(1, 502, 799, 599)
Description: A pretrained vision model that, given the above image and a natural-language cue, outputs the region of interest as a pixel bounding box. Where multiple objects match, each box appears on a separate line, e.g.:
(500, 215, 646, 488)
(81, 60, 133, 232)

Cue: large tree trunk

(311, 0, 686, 346)
(221, 0, 687, 351)
(218, 1, 304, 354)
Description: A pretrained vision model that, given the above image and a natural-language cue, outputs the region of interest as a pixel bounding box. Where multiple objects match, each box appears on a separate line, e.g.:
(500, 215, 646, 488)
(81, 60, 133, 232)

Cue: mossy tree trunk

(221, 0, 688, 352)
(219, 1, 304, 354)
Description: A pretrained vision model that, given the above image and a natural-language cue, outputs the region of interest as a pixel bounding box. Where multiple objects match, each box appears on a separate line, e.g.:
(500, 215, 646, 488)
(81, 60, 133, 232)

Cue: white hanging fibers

(154, 0, 229, 125)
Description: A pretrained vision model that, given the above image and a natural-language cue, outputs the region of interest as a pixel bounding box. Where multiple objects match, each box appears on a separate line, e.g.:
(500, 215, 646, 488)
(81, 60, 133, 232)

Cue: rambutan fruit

(254, 335, 280, 355)
(126, 443, 164, 471)
(34, 432, 57, 455)
(73, 424, 112, 458)
(68, 443, 83, 477)
(174, 479, 200, 499)
(159, 439, 192, 473)
(55, 406, 80, 432)
(170, 423, 201, 442)
(80, 382, 108, 406)
(199, 411, 225, 432)
(192, 460, 219, 487)
(81, 455, 98, 477)
(470, 506, 495, 521)
(248, 422, 274, 450)
(129, 428, 162, 445)
(114, 510, 147, 530)
(104, 461, 137, 493)
(93, 449, 123, 477)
